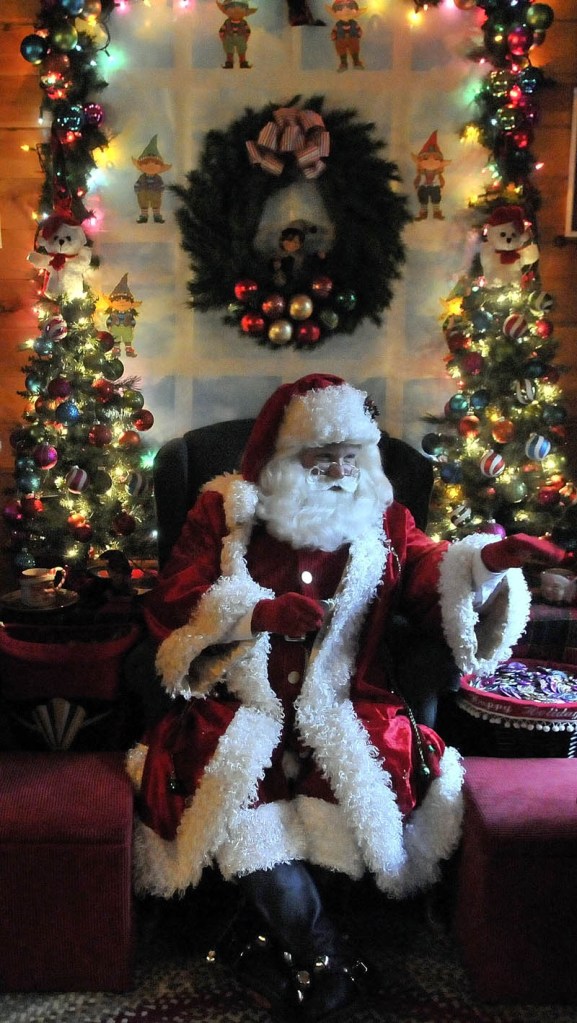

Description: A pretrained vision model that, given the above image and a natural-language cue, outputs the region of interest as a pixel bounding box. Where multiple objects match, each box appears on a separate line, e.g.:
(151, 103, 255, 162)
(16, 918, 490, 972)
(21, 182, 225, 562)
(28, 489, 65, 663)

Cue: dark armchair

(130, 419, 459, 730)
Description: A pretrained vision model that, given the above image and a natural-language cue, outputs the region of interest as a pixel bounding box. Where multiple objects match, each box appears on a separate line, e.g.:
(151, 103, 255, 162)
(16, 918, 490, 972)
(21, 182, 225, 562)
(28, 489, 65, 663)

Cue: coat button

(287, 670, 300, 685)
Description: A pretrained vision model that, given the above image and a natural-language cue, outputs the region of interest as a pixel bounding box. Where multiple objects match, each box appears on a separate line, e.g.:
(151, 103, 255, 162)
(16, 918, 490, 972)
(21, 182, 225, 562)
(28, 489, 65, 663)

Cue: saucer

(0, 589, 79, 613)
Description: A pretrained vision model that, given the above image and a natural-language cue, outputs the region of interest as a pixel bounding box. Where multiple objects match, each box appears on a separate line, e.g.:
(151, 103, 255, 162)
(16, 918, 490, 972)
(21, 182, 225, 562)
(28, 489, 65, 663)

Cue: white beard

(256, 452, 393, 552)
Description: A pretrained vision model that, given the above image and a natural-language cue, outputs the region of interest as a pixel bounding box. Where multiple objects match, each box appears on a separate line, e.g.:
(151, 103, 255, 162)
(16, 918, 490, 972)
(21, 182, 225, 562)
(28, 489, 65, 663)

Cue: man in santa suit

(127, 374, 568, 1020)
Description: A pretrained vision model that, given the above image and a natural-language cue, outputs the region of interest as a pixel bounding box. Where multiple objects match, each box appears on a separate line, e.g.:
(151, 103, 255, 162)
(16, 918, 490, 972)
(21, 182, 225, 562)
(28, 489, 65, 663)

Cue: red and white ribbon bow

(246, 105, 330, 179)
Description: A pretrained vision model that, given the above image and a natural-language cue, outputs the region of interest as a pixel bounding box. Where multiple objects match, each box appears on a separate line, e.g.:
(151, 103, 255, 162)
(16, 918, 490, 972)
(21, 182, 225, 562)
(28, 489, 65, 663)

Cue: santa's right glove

(480, 533, 568, 573)
(251, 593, 325, 638)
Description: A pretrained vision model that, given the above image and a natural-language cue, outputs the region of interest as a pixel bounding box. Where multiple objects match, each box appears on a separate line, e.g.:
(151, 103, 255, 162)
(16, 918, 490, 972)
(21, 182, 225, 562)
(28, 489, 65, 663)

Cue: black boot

(237, 863, 371, 1020)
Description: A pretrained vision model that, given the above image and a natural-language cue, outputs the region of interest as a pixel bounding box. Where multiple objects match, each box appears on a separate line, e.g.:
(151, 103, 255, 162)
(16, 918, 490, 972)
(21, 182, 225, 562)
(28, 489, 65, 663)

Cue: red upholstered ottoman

(454, 756, 577, 1003)
(0, 751, 134, 992)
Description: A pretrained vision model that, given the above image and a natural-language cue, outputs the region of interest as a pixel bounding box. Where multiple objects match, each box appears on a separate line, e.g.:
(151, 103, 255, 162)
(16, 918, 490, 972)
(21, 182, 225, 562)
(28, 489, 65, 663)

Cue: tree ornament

(33, 337, 55, 359)
(21, 496, 45, 518)
(491, 419, 515, 445)
(126, 471, 147, 497)
(470, 389, 490, 411)
(67, 512, 86, 529)
(458, 415, 480, 438)
(122, 388, 145, 411)
(480, 451, 506, 478)
(92, 469, 113, 494)
(61, 0, 85, 13)
(20, 34, 48, 64)
(133, 409, 154, 431)
(101, 358, 125, 381)
(174, 98, 409, 349)
(448, 393, 469, 415)
(33, 443, 58, 470)
(296, 322, 321, 345)
(476, 520, 507, 538)
(3, 500, 24, 525)
(92, 378, 116, 403)
(15, 551, 36, 571)
(559, 483, 577, 507)
(542, 403, 567, 426)
(17, 471, 42, 494)
(498, 478, 528, 503)
(83, 102, 104, 127)
(118, 430, 141, 448)
(503, 313, 528, 339)
(240, 313, 266, 336)
(50, 23, 79, 52)
(234, 279, 259, 302)
(73, 522, 94, 542)
(524, 433, 551, 460)
(97, 330, 116, 351)
(507, 25, 533, 56)
(43, 315, 68, 341)
(460, 351, 484, 376)
(439, 462, 463, 484)
(537, 485, 561, 508)
(535, 318, 554, 339)
(523, 357, 546, 379)
(66, 466, 89, 493)
(268, 319, 293, 345)
(526, 4, 554, 31)
(311, 276, 333, 299)
(450, 502, 472, 526)
(289, 294, 314, 320)
(422, 432, 446, 457)
(112, 512, 136, 536)
(88, 424, 113, 447)
(48, 377, 73, 399)
(528, 290, 553, 314)
(26, 373, 42, 395)
(55, 400, 80, 424)
(261, 294, 285, 318)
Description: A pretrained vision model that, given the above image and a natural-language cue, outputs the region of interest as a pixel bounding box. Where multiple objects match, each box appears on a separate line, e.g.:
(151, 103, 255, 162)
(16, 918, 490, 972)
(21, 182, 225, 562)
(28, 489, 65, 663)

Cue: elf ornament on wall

(217, 0, 257, 68)
(104, 274, 142, 358)
(411, 131, 451, 222)
(132, 136, 172, 224)
(326, 1, 366, 71)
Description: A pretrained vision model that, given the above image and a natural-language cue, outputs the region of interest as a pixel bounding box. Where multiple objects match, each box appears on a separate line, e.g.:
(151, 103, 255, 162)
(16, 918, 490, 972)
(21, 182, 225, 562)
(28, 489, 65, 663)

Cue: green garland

(173, 96, 410, 348)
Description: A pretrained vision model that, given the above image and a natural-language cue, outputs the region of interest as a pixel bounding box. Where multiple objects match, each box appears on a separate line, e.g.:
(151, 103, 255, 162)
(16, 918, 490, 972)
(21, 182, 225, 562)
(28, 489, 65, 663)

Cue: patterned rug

(2, 880, 577, 1023)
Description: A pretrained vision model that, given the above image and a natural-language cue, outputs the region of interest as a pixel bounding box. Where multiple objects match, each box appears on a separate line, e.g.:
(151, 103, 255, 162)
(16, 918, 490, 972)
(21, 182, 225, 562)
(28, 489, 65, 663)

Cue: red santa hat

(486, 205, 526, 235)
(240, 374, 381, 483)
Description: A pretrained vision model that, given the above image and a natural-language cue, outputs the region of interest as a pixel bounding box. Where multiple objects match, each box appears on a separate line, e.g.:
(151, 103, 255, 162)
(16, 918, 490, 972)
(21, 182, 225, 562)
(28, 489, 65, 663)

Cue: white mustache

(306, 468, 360, 492)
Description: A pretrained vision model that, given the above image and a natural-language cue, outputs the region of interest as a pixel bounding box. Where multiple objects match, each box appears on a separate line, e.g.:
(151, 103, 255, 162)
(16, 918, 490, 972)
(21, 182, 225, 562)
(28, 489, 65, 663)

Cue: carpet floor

(2, 878, 577, 1023)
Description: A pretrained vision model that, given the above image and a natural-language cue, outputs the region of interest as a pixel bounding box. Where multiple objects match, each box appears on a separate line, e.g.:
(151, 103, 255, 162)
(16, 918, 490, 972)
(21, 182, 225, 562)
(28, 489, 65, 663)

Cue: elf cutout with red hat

(411, 130, 451, 222)
(127, 374, 568, 1020)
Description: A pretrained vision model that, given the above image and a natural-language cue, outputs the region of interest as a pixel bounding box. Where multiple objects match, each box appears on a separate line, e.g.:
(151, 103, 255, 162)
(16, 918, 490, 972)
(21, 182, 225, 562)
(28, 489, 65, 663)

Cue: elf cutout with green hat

(132, 136, 172, 223)
(104, 273, 142, 358)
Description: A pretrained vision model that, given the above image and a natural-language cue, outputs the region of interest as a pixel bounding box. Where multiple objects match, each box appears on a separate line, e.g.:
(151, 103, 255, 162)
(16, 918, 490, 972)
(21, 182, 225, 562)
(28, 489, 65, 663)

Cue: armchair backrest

(153, 419, 434, 567)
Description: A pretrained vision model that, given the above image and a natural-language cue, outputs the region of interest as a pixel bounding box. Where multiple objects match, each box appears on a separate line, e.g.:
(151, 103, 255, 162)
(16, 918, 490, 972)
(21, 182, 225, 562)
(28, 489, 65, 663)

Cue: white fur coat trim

(438, 534, 531, 676)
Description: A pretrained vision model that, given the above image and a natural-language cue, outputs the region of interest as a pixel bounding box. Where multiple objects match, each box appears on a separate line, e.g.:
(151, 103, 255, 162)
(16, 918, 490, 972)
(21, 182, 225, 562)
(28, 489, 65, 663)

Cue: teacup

(540, 568, 577, 605)
(20, 567, 66, 608)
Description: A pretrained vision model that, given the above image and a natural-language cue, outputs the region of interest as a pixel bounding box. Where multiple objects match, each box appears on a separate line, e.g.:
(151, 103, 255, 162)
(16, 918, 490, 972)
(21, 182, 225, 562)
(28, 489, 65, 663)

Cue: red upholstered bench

(0, 751, 134, 992)
(454, 756, 577, 1003)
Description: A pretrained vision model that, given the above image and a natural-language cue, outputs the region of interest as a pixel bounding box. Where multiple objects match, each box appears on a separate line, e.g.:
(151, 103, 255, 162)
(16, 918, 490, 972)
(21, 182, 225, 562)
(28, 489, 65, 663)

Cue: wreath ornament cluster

(173, 96, 410, 348)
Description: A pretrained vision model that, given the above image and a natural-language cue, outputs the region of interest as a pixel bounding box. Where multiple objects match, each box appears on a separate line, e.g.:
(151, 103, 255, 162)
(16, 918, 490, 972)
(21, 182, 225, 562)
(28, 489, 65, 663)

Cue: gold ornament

(288, 294, 313, 321)
(268, 319, 293, 345)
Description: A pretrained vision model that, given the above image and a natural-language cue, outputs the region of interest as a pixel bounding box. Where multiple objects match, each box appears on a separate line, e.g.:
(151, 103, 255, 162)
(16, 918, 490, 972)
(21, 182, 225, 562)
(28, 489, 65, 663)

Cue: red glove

(251, 593, 325, 638)
(481, 533, 568, 573)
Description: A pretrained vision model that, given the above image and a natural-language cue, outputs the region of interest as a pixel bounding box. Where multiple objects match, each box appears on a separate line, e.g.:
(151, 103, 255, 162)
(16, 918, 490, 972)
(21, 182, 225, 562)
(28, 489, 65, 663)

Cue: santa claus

(127, 374, 567, 1020)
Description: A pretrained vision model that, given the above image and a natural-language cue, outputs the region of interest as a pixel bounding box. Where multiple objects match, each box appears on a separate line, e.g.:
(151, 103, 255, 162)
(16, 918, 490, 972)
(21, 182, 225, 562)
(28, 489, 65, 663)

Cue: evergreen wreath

(173, 95, 410, 349)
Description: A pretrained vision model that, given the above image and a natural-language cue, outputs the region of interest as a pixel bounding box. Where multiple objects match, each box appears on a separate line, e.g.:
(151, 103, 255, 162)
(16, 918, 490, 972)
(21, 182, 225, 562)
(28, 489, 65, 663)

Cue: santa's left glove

(480, 533, 571, 573)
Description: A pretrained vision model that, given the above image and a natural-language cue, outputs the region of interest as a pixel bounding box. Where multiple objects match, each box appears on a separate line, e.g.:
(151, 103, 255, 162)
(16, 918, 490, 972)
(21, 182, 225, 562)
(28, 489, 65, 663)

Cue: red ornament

(503, 314, 528, 339)
(537, 486, 561, 508)
(480, 451, 506, 478)
(88, 424, 113, 447)
(33, 442, 58, 469)
(559, 483, 577, 506)
(97, 330, 116, 352)
(261, 294, 286, 318)
(47, 377, 72, 399)
(73, 522, 94, 542)
(21, 496, 44, 518)
(446, 333, 471, 353)
(133, 409, 154, 431)
(311, 276, 334, 299)
(67, 512, 86, 529)
(507, 24, 533, 55)
(535, 318, 554, 339)
(240, 313, 266, 336)
(491, 419, 516, 445)
(296, 322, 321, 345)
(458, 415, 480, 438)
(92, 378, 116, 403)
(234, 279, 258, 302)
(460, 352, 484, 376)
(112, 511, 136, 536)
(118, 429, 141, 448)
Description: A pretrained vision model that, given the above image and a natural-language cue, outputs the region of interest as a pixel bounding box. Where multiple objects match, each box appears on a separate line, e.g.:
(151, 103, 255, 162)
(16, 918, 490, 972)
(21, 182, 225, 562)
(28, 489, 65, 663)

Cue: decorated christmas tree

(5, 0, 157, 573)
(423, 0, 576, 550)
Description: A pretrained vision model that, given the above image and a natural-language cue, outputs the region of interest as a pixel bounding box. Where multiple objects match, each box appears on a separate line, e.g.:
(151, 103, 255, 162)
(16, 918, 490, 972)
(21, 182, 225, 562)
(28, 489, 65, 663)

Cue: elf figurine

(104, 274, 142, 358)
(326, 0, 367, 72)
(411, 131, 451, 222)
(132, 136, 172, 224)
(217, 0, 257, 69)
